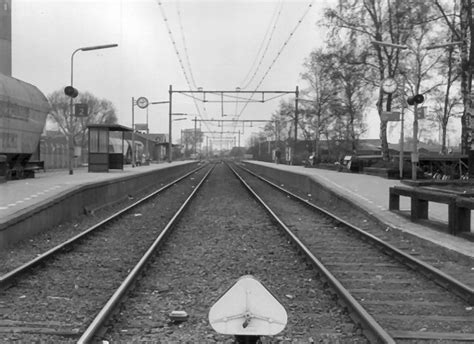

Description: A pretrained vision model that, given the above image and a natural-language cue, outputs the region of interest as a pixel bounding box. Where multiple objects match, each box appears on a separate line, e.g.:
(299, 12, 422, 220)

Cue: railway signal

(64, 86, 79, 98)
(407, 94, 424, 105)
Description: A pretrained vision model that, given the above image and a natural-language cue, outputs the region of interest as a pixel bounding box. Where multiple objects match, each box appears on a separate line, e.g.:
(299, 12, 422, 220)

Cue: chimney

(0, 0, 11, 76)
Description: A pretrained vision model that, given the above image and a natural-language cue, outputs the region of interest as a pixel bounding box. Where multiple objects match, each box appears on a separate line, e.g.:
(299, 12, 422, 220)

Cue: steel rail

(77, 164, 215, 343)
(0, 164, 207, 289)
(238, 164, 474, 306)
(227, 163, 395, 344)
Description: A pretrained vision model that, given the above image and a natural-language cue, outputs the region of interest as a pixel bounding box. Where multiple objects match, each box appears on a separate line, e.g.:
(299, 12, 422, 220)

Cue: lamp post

(68, 43, 118, 175)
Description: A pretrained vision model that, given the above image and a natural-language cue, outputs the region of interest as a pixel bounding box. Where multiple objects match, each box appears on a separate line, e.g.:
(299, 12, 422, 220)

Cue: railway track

(78, 161, 369, 343)
(0, 164, 211, 342)
(3, 161, 473, 342)
(235, 162, 474, 343)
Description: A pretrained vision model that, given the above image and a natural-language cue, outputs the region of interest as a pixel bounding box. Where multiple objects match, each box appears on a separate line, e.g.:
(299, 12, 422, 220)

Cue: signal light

(407, 94, 424, 105)
(64, 86, 79, 98)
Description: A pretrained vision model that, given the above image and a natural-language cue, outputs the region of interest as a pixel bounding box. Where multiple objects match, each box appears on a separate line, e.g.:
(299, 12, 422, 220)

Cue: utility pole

(294, 85, 299, 165)
(194, 116, 197, 155)
(168, 84, 172, 162)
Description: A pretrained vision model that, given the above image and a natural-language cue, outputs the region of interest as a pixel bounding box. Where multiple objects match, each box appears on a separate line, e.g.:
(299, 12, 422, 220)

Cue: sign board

(134, 123, 148, 131)
(381, 111, 400, 122)
(416, 106, 427, 119)
(74, 103, 88, 117)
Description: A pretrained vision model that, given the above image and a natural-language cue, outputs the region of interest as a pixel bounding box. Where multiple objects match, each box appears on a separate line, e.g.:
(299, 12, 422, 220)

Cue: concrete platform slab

(0, 161, 198, 247)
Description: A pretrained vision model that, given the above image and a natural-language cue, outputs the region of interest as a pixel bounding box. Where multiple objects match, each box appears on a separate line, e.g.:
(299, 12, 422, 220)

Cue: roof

(140, 133, 168, 143)
(0, 73, 50, 113)
(87, 123, 132, 132)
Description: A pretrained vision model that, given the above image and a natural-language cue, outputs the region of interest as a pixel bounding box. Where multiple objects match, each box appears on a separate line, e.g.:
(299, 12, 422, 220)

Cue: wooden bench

(389, 185, 458, 234)
(454, 197, 474, 234)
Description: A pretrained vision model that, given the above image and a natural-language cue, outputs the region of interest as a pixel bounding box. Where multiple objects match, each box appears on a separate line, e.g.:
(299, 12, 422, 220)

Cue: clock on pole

(381, 77, 398, 94)
(136, 96, 149, 109)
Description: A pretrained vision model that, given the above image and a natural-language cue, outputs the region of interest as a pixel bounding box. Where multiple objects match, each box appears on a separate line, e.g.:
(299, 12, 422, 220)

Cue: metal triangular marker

(209, 275, 287, 336)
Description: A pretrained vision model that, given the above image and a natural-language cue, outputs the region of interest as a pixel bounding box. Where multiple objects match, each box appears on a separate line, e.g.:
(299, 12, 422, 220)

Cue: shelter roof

(87, 123, 132, 132)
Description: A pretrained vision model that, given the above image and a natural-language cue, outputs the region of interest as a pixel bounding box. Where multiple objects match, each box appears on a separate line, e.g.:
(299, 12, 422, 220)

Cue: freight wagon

(0, 74, 50, 179)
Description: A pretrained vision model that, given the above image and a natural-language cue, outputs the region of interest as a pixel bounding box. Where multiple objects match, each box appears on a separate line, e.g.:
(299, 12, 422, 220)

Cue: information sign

(74, 103, 88, 117)
(381, 111, 400, 122)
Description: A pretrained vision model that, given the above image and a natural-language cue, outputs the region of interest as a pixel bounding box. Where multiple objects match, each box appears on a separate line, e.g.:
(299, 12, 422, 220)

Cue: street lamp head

(80, 44, 118, 52)
(371, 40, 408, 50)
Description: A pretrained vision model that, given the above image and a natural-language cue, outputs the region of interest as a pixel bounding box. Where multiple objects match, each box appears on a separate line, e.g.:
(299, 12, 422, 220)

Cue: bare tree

(47, 90, 118, 150)
(433, 0, 473, 154)
(324, 0, 434, 160)
(300, 48, 338, 159)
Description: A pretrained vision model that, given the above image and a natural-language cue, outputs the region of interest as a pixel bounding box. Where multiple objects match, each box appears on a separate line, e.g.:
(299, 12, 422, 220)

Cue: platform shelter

(87, 124, 132, 172)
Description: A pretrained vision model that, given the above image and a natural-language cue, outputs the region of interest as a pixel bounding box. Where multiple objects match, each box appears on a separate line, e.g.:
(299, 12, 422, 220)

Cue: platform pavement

(249, 161, 474, 258)
(0, 161, 192, 224)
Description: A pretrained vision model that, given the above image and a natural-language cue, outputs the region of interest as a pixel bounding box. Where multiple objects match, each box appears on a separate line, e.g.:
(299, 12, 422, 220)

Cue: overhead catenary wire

(176, 0, 198, 90)
(156, 1, 212, 133)
(158, 1, 313, 143)
(238, 0, 283, 90)
(235, 0, 282, 119)
(233, 1, 314, 134)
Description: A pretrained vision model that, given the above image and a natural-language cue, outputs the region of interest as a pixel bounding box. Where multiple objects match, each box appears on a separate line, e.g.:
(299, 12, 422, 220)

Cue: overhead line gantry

(168, 85, 300, 163)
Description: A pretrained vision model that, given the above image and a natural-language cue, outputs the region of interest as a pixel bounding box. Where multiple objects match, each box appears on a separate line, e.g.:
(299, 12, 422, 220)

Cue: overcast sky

(12, 0, 349, 145)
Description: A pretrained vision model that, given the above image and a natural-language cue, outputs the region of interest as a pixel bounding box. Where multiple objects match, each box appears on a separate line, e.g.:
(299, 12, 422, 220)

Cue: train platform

(0, 161, 192, 226)
(248, 161, 474, 258)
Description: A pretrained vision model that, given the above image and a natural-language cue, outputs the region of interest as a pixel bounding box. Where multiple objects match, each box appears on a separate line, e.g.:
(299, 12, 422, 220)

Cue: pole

(145, 106, 149, 162)
(68, 49, 80, 175)
(294, 85, 299, 165)
(194, 116, 197, 155)
(412, 103, 419, 180)
(399, 106, 405, 179)
(168, 85, 173, 163)
(69, 95, 74, 175)
(315, 114, 320, 161)
(131, 97, 135, 167)
(238, 130, 241, 147)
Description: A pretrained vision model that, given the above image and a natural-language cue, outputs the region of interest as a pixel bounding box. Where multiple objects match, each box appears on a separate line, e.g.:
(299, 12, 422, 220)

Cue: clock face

(136, 96, 149, 109)
(382, 78, 398, 94)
